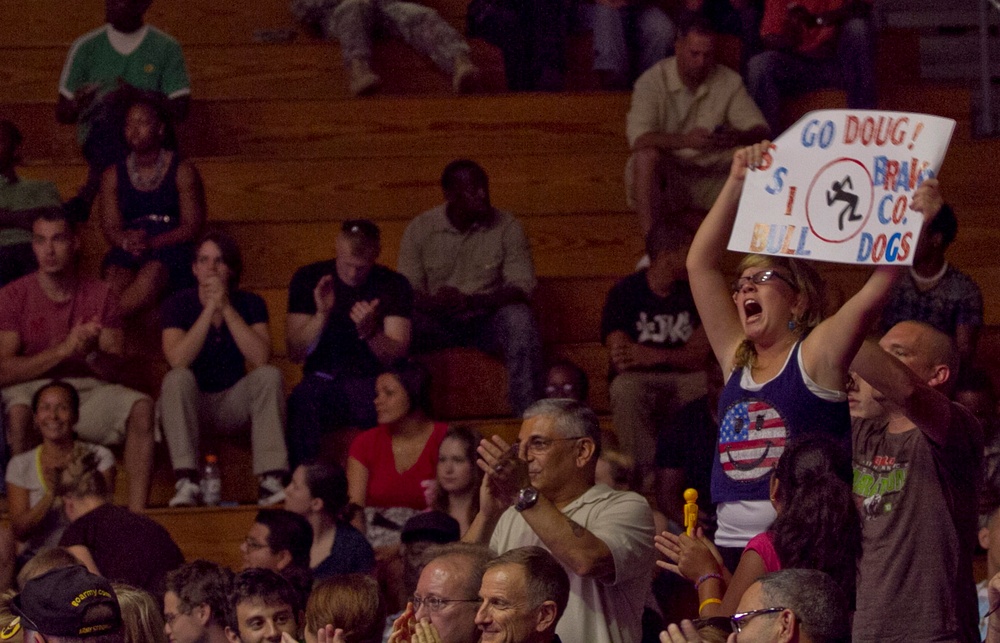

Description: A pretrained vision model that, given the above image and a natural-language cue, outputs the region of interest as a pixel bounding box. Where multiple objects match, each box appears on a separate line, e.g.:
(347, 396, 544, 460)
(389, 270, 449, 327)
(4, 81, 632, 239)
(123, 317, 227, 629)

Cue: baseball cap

(10, 566, 121, 638)
(341, 219, 381, 243)
(401, 511, 461, 545)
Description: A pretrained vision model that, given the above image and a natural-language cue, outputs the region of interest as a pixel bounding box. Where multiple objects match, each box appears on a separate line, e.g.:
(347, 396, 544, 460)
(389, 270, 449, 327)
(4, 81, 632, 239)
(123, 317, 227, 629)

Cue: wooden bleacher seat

(146, 506, 257, 570)
(6, 93, 633, 163)
(0, 40, 510, 102)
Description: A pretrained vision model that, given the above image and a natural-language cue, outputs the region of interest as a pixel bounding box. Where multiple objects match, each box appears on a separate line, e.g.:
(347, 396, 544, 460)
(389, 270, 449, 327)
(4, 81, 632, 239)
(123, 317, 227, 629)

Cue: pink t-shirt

(348, 422, 448, 510)
(0, 274, 121, 379)
(745, 531, 782, 573)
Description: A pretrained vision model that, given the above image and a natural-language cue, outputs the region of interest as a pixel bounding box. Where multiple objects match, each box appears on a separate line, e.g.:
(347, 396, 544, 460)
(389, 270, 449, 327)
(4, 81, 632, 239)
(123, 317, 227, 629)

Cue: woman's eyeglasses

(730, 270, 798, 294)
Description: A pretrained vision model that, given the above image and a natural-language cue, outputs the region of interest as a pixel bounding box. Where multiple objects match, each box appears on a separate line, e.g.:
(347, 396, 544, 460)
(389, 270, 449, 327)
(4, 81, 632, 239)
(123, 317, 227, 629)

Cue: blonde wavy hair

(113, 583, 167, 643)
(732, 255, 826, 370)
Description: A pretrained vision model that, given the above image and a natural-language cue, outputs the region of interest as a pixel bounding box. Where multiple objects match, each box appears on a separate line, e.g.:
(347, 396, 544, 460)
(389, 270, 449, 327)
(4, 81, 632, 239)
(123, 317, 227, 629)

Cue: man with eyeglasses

(389, 543, 491, 643)
(284, 218, 413, 467)
(601, 222, 710, 494)
(240, 509, 313, 574)
(465, 398, 656, 643)
(163, 560, 233, 643)
(661, 569, 849, 643)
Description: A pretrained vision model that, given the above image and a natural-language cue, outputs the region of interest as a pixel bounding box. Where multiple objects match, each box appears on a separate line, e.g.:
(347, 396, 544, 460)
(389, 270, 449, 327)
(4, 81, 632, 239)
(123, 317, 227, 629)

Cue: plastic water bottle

(201, 455, 222, 506)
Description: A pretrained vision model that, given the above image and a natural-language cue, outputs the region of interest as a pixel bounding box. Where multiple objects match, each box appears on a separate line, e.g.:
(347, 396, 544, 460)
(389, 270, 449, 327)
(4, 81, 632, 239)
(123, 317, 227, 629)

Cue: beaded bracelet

(698, 598, 722, 614)
(694, 572, 723, 590)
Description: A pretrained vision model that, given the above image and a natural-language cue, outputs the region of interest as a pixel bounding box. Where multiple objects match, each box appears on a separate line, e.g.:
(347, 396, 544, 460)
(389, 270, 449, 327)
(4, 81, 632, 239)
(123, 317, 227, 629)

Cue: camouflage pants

(290, 0, 470, 72)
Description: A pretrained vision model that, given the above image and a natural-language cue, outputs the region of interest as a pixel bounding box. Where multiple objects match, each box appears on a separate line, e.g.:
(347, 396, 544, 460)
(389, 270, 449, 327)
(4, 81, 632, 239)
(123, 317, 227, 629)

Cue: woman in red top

(347, 360, 447, 542)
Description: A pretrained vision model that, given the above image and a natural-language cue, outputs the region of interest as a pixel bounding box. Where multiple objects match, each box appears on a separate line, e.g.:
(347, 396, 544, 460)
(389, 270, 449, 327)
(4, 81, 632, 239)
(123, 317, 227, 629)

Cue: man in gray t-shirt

(849, 320, 982, 643)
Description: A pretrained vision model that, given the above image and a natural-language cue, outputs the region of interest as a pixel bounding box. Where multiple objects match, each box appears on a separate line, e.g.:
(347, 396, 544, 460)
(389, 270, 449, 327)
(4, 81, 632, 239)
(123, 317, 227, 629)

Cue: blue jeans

(747, 16, 877, 134)
(583, 3, 675, 79)
(411, 303, 543, 416)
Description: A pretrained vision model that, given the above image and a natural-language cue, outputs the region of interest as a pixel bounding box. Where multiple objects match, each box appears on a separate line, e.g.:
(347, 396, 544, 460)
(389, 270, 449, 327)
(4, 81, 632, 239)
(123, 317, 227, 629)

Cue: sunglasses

(730, 607, 789, 633)
(690, 606, 791, 635)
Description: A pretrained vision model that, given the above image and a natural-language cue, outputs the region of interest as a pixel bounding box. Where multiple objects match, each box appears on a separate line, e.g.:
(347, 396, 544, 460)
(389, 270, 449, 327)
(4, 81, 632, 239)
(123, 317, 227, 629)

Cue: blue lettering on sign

(857, 232, 913, 263)
(897, 160, 910, 191)
(802, 120, 835, 148)
(857, 233, 873, 262)
(796, 227, 812, 256)
(885, 232, 901, 262)
(765, 167, 787, 195)
(872, 156, 887, 188)
(877, 195, 894, 224)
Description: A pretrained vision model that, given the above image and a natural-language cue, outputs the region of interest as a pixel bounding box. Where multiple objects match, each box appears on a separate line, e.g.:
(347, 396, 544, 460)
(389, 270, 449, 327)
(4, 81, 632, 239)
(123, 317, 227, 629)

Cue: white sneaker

(258, 474, 286, 507)
(168, 478, 202, 507)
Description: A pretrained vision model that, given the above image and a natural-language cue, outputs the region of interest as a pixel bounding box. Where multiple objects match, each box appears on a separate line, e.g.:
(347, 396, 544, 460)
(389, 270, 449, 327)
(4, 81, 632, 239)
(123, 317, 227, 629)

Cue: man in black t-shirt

(284, 220, 413, 467)
(159, 232, 289, 508)
(600, 224, 710, 491)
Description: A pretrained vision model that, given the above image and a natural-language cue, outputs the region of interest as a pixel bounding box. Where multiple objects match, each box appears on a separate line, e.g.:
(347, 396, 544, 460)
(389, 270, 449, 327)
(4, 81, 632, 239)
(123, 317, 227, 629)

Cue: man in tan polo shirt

(626, 13, 768, 235)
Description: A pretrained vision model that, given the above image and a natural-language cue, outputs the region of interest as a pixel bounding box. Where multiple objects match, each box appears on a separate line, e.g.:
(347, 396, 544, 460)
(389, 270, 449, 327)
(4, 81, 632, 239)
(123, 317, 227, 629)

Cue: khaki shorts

(2, 377, 151, 446)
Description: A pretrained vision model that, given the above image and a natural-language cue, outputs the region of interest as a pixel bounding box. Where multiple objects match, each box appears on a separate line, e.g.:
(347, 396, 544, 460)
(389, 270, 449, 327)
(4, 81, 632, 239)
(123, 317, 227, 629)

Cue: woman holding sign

(683, 141, 938, 569)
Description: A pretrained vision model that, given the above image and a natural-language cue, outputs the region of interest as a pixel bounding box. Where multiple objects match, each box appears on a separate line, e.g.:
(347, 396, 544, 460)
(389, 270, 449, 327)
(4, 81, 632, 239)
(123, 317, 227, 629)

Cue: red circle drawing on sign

(805, 157, 874, 244)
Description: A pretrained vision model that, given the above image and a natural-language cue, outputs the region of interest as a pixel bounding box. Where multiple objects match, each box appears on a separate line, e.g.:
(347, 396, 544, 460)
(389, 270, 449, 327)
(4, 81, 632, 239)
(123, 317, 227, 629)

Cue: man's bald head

(413, 545, 491, 643)
(880, 320, 959, 392)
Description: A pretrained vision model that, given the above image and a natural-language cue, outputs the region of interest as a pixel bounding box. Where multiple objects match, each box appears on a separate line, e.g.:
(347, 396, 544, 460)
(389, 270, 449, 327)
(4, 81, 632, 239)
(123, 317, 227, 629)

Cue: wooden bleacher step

(19, 152, 634, 221)
(0, 40, 509, 102)
(146, 505, 257, 570)
(5, 94, 633, 164)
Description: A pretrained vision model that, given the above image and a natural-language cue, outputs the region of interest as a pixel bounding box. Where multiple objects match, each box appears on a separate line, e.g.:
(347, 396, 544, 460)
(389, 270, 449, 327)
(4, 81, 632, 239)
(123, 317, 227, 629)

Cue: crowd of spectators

(0, 0, 997, 641)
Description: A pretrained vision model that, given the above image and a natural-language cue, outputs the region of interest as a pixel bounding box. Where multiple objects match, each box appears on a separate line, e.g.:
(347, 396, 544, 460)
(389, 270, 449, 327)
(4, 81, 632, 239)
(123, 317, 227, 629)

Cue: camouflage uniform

(290, 0, 471, 73)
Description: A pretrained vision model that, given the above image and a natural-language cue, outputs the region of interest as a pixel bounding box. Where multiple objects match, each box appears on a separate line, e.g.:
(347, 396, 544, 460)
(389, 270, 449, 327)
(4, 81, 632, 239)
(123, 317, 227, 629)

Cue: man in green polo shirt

(56, 0, 190, 220)
(0, 120, 62, 287)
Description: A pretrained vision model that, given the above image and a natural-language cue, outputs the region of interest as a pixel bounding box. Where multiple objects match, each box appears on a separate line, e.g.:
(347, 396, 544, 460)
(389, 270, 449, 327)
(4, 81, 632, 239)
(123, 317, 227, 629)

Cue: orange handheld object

(683, 488, 699, 536)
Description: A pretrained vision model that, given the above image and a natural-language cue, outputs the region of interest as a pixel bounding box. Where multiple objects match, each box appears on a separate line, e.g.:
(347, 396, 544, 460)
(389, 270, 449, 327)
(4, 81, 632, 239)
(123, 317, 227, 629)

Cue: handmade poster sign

(728, 110, 955, 265)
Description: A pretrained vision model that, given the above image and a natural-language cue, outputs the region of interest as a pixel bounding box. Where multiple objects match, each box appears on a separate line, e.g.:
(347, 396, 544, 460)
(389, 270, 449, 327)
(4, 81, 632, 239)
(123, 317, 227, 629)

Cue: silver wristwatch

(514, 486, 539, 512)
